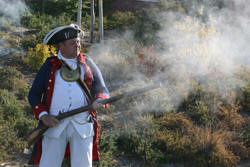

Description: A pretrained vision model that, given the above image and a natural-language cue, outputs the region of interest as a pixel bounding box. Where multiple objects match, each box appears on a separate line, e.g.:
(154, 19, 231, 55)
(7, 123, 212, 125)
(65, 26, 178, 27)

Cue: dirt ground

(1, 156, 250, 167)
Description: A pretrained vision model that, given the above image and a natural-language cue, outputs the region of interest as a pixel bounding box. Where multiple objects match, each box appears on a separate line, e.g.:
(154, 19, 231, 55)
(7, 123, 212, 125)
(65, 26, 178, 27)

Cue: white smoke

(0, 0, 28, 57)
(89, 0, 250, 116)
(154, 0, 250, 101)
(88, 31, 145, 90)
(0, 0, 28, 27)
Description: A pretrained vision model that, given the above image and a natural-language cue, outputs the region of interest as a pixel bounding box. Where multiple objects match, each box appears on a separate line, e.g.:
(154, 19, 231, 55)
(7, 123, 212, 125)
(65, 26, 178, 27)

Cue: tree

(41, 0, 45, 13)
(99, 0, 104, 43)
(89, 0, 95, 43)
(77, 0, 82, 27)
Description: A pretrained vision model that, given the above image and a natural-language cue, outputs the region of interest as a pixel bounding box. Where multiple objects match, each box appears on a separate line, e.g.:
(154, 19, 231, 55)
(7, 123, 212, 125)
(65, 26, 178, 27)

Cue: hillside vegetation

(0, 0, 249, 167)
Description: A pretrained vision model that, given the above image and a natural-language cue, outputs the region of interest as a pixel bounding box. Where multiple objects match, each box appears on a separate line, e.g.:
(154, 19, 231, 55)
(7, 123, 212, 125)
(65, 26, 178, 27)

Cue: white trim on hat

(43, 25, 68, 45)
(43, 24, 84, 45)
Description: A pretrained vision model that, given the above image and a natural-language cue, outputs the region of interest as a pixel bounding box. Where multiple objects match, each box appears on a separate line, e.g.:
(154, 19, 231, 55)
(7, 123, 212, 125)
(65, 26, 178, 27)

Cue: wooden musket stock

(25, 83, 160, 146)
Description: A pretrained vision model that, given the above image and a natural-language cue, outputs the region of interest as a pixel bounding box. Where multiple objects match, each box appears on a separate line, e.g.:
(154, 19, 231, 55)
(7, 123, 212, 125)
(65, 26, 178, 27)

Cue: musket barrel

(25, 83, 160, 145)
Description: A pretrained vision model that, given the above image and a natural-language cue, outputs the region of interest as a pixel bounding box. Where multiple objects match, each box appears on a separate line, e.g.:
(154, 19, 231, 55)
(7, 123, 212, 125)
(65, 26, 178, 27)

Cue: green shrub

(117, 130, 164, 166)
(102, 0, 116, 15)
(17, 86, 30, 100)
(242, 117, 250, 148)
(21, 13, 73, 43)
(0, 89, 35, 161)
(14, 117, 37, 138)
(21, 34, 38, 50)
(187, 100, 210, 125)
(27, 43, 57, 71)
(115, 111, 244, 167)
(0, 18, 17, 32)
(95, 130, 117, 167)
(238, 84, 250, 113)
(26, 0, 90, 20)
(2, 104, 24, 122)
(179, 84, 225, 126)
(0, 89, 19, 105)
(105, 11, 136, 30)
(0, 67, 26, 91)
(157, 0, 187, 13)
(4, 53, 27, 69)
(0, 90, 24, 121)
(0, 31, 22, 50)
(133, 9, 161, 46)
(0, 90, 31, 161)
(0, 124, 25, 161)
(155, 114, 241, 167)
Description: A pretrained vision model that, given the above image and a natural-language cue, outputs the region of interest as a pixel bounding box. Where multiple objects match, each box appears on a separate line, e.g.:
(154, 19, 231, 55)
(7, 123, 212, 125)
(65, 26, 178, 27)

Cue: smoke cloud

(0, 0, 28, 57)
(155, 0, 250, 100)
(0, 0, 28, 27)
(89, 0, 249, 119)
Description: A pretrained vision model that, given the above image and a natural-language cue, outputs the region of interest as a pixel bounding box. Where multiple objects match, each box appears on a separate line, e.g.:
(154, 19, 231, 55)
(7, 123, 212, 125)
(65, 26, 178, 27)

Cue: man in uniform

(28, 24, 109, 167)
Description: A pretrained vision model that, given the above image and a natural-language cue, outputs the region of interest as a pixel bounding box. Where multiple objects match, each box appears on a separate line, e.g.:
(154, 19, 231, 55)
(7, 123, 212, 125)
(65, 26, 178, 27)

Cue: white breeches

(39, 123, 93, 167)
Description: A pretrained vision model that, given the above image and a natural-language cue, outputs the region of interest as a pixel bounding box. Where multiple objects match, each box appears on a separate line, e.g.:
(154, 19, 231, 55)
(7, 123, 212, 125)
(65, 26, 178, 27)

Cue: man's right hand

(40, 115, 59, 127)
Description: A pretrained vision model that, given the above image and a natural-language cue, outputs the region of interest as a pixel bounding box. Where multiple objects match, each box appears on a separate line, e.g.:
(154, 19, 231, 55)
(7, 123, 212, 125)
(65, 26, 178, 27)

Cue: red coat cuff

(95, 93, 109, 108)
(32, 104, 48, 120)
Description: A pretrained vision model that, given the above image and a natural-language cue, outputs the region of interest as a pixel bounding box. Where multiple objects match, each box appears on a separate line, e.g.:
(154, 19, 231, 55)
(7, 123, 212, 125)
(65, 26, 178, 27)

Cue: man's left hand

(92, 99, 105, 110)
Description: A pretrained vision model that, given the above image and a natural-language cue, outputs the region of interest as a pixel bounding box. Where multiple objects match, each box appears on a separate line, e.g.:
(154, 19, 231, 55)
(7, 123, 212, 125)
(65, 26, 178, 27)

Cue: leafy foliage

(238, 84, 250, 112)
(0, 67, 26, 91)
(25, 0, 90, 19)
(105, 11, 137, 30)
(21, 13, 73, 47)
(0, 89, 36, 161)
(116, 111, 247, 167)
(0, 0, 249, 166)
(94, 130, 117, 167)
(27, 43, 57, 71)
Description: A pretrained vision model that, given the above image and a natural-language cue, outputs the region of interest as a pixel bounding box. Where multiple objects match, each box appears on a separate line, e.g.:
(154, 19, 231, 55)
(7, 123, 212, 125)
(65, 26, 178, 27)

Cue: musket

(25, 83, 160, 146)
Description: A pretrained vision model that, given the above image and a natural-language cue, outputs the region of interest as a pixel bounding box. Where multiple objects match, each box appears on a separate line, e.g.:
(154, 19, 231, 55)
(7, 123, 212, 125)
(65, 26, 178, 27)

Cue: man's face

(59, 38, 81, 59)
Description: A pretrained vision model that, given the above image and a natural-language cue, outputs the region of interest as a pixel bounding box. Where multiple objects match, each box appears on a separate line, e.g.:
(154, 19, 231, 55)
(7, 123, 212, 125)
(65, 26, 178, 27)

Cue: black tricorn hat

(43, 24, 84, 45)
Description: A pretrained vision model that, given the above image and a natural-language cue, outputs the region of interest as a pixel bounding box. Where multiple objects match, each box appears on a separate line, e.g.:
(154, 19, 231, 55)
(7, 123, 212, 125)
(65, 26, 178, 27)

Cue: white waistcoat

(44, 51, 94, 139)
